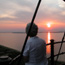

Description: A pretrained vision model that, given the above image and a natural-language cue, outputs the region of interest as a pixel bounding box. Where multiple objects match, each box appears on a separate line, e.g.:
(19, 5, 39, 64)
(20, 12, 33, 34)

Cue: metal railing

(47, 39, 65, 65)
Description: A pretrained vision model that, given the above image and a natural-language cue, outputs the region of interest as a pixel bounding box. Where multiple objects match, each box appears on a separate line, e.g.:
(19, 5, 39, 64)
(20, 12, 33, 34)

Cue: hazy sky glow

(0, 0, 65, 32)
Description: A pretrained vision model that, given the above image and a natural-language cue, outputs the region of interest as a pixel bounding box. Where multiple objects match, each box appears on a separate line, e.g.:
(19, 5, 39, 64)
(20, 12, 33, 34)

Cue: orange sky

(0, 20, 65, 32)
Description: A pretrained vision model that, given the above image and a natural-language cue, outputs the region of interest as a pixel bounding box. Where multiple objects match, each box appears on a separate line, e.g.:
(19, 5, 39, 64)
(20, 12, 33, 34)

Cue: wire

(55, 32, 65, 65)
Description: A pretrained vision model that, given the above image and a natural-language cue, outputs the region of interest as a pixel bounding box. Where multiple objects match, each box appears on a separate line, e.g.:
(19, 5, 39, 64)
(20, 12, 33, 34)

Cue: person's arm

(23, 41, 30, 63)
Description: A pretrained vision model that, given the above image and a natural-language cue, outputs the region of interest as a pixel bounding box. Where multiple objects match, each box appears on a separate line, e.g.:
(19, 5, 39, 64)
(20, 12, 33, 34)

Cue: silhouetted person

(23, 23, 48, 65)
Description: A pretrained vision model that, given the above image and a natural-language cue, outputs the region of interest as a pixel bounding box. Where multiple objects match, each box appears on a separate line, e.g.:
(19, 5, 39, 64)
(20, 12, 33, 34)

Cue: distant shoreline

(0, 31, 65, 33)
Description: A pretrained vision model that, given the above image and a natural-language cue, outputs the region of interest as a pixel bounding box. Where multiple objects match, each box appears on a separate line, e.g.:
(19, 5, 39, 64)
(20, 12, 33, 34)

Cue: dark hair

(26, 23, 38, 37)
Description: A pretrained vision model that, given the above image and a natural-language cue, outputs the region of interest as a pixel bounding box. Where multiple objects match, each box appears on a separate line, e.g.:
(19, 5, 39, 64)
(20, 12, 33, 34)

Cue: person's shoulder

(38, 37, 46, 43)
(26, 38, 32, 44)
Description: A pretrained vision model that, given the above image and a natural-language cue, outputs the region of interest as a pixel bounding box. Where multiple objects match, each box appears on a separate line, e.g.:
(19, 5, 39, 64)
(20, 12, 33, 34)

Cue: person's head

(26, 23, 38, 37)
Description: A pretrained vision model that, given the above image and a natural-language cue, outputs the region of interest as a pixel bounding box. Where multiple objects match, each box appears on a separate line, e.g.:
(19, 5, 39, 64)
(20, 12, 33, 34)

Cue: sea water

(0, 32, 65, 62)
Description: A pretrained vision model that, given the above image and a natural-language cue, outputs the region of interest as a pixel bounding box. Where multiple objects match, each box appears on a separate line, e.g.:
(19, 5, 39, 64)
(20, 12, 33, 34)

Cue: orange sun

(47, 23, 51, 28)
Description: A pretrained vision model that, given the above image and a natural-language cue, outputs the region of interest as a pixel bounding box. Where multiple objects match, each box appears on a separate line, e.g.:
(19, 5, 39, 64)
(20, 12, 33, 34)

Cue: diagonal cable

(16, 0, 42, 65)
(55, 32, 65, 65)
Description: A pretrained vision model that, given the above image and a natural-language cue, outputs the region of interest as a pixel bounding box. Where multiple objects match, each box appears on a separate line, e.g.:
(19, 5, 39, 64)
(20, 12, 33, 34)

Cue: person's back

(27, 36, 47, 63)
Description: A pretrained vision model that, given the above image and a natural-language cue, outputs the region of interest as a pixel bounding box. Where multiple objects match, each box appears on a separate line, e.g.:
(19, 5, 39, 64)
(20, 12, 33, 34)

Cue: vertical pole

(50, 39, 54, 65)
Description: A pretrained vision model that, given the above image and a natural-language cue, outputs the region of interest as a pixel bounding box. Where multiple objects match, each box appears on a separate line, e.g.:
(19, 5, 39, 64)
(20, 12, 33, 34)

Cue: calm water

(0, 32, 65, 62)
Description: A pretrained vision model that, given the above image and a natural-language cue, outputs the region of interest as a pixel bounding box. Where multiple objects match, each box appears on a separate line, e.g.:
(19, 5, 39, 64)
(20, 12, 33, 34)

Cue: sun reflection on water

(46, 32, 51, 54)
(48, 32, 51, 43)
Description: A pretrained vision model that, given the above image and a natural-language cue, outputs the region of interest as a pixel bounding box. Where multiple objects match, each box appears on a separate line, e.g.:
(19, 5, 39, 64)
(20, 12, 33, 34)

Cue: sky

(0, 0, 65, 32)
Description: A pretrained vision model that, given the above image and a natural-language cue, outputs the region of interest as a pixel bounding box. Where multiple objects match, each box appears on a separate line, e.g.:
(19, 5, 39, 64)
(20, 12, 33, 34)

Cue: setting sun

(47, 23, 51, 28)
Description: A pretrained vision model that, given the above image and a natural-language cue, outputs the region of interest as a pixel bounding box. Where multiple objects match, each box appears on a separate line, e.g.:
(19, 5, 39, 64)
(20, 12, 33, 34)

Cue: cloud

(61, 11, 65, 15)
(0, 0, 39, 24)
(0, 0, 32, 19)
(58, 0, 65, 8)
(34, 0, 65, 24)
(8, 2, 32, 12)
(0, 14, 16, 18)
